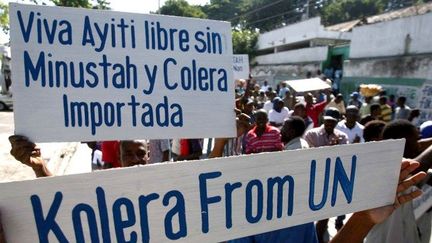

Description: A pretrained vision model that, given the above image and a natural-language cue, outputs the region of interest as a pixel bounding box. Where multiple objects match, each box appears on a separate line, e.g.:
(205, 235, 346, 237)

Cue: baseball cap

(350, 92, 359, 99)
(323, 107, 341, 121)
(420, 121, 432, 139)
(272, 97, 283, 103)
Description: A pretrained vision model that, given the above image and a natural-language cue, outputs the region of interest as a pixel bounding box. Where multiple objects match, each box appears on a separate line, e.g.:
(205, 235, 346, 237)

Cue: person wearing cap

(420, 120, 432, 139)
(269, 97, 290, 129)
(304, 108, 349, 148)
(304, 107, 349, 242)
(243, 98, 256, 124)
(336, 105, 365, 143)
(348, 91, 362, 109)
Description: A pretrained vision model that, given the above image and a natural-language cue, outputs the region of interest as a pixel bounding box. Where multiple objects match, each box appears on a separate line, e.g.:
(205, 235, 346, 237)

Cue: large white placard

(285, 78, 331, 93)
(233, 54, 249, 80)
(0, 140, 404, 242)
(10, 3, 235, 142)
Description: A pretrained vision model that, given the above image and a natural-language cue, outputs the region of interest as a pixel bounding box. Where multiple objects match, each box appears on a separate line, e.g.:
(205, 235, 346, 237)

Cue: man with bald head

(119, 140, 149, 167)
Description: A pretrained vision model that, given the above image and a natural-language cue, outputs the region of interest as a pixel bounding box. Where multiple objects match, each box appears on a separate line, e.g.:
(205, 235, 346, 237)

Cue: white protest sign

(413, 183, 432, 219)
(233, 54, 249, 80)
(285, 78, 331, 92)
(0, 140, 404, 242)
(10, 3, 235, 142)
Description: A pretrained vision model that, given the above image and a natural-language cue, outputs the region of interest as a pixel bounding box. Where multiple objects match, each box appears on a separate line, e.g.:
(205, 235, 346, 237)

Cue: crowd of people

(5, 73, 432, 243)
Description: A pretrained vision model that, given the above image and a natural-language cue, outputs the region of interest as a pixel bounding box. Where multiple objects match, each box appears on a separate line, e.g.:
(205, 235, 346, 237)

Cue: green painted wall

(321, 45, 350, 70)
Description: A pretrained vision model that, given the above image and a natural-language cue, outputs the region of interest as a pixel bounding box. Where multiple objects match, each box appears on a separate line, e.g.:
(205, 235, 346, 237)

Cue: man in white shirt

(336, 105, 364, 143)
(260, 80, 271, 93)
(395, 96, 411, 120)
(269, 97, 290, 129)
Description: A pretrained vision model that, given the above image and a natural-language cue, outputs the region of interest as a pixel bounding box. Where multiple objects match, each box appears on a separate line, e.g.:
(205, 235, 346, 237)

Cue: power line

(247, 8, 301, 26)
(246, 1, 323, 26)
(229, 0, 285, 21)
(242, 0, 420, 31)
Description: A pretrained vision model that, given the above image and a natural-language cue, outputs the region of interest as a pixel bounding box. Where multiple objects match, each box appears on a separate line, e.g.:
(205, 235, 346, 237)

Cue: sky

(0, 0, 210, 44)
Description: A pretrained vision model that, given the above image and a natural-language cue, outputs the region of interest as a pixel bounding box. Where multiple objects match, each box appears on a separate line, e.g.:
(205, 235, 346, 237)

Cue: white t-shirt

(336, 120, 364, 143)
(269, 107, 290, 125)
(260, 84, 270, 92)
(263, 101, 273, 112)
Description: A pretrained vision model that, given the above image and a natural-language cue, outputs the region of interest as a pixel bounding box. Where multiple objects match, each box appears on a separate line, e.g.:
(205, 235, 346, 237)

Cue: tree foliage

(157, 0, 207, 19)
(0, 1, 8, 34)
(157, 0, 258, 56)
(51, 0, 111, 9)
(199, 0, 429, 31)
(92, 0, 111, 10)
(232, 28, 258, 57)
(202, 0, 242, 21)
(51, 0, 91, 8)
(320, 0, 385, 25)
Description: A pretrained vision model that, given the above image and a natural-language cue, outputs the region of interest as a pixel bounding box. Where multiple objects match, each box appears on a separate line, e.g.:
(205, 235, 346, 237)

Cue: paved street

(0, 111, 91, 182)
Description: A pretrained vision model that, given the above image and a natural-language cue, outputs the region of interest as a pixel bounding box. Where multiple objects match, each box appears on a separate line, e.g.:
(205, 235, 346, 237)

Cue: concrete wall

(255, 46, 328, 65)
(350, 13, 432, 58)
(342, 55, 432, 124)
(344, 55, 432, 79)
(251, 63, 321, 85)
(257, 17, 351, 51)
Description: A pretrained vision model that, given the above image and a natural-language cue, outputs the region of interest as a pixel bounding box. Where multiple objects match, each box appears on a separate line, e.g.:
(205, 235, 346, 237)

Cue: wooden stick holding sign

(9, 3, 235, 142)
(0, 140, 404, 242)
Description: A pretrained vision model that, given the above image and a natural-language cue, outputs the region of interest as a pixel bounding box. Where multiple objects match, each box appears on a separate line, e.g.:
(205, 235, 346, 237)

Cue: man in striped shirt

(244, 109, 283, 154)
(379, 96, 392, 123)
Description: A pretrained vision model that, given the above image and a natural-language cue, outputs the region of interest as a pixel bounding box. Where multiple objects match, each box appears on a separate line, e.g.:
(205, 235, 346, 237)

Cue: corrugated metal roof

(326, 19, 361, 32)
(325, 2, 432, 32)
